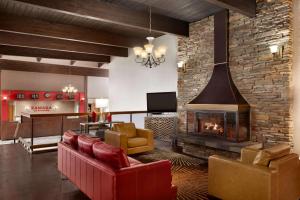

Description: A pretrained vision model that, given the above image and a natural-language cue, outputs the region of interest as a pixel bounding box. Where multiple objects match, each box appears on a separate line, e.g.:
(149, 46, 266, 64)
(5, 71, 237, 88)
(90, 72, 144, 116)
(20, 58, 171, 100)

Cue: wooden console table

(80, 121, 123, 134)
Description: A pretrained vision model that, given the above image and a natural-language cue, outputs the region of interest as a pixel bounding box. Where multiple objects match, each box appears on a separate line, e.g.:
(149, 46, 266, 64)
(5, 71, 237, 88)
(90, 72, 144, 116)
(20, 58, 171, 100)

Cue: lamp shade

(95, 98, 109, 108)
(133, 47, 143, 56)
(158, 46, 167, 56)
(144, 43, 154, 54)
(270, 45, 279, 54)
(177, 61, 185, 68)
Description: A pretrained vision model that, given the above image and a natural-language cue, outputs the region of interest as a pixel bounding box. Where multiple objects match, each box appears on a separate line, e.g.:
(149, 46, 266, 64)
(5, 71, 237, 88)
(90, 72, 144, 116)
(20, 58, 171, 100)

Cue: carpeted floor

(132, 141, 209, 200)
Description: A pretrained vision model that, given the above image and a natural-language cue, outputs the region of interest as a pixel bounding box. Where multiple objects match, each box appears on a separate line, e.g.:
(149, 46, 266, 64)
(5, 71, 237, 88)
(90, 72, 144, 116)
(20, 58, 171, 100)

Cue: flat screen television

(147, 92, 177, 113)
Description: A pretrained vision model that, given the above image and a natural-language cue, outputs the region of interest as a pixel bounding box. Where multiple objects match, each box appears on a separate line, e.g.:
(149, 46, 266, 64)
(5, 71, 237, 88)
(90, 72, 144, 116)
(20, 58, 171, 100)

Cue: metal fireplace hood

(187, 10, 249, 112)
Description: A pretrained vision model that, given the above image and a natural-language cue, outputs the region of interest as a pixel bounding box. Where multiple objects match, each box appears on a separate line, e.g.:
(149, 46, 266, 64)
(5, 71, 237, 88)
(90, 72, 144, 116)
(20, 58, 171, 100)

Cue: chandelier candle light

(133, 7, 167, 68)
(62, 84, 78, 95)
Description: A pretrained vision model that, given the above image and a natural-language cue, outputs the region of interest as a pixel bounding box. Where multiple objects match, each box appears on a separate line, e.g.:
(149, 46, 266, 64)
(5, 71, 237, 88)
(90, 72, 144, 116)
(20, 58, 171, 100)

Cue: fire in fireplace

(198, 113, 224, 136)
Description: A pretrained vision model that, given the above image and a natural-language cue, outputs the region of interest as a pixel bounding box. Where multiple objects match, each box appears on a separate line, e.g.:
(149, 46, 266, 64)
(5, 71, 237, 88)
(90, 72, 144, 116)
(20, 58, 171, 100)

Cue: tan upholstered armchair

(208, 144, 300, 200)
(105, 123, 154, 155)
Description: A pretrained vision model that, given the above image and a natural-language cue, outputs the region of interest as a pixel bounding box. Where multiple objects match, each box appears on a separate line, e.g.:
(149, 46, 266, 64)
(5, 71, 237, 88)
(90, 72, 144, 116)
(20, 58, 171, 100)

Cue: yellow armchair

(105, 123, 154, 155)
(208, 144, 300, 200)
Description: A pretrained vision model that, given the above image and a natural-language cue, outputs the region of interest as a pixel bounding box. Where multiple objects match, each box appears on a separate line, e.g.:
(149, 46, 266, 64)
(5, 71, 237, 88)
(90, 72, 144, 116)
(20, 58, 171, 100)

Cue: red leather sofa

(58, 131, 177, 200)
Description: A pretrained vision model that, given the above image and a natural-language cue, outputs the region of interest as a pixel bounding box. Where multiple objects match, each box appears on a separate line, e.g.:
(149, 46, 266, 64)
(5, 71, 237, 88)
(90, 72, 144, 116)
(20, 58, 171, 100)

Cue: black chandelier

(133, 7, 167, 68)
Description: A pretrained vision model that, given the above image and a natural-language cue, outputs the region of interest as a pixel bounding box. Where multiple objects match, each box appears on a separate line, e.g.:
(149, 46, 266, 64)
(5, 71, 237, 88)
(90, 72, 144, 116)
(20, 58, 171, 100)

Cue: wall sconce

(81, 97, 85, 101)
(2, 96, 7, 101)
(269, 45, 283, 59)
(177, 61, 186, 72)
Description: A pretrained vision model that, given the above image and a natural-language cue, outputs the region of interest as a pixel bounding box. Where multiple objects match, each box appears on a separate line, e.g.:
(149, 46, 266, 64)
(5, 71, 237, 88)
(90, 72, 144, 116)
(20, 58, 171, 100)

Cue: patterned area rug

(132, 143, 209, 200)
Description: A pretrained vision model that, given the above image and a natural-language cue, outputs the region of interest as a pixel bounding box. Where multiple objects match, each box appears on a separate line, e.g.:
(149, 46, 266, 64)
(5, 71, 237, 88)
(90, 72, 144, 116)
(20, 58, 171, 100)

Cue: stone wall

(177, 0, 293, 144)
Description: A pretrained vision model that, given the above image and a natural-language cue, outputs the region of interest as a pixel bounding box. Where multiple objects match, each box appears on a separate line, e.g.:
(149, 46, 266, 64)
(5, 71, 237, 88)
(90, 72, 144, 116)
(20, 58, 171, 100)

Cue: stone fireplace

(176, 1, 293, 158)
(184, 10, 250, 143)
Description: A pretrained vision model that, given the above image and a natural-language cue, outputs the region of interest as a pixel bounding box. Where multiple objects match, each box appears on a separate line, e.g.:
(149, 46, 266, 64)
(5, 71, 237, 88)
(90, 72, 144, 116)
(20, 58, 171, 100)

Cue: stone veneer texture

(177, 0, 293, 144)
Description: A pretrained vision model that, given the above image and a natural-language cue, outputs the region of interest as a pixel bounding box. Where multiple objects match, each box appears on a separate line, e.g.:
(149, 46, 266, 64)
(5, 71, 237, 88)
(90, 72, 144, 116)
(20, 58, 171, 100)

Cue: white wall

(87, 77, 109, 99)
(107, 34, 178, 112)
(293, 0, 300, 154)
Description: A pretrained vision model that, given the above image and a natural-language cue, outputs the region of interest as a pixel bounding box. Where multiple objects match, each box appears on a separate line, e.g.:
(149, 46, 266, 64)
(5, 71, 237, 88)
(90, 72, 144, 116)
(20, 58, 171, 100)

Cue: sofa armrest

(136, 128, 154, 147)
(104, 130, 128, 152)
(208, 155, 278, 200)
(269, 153, 300, 200)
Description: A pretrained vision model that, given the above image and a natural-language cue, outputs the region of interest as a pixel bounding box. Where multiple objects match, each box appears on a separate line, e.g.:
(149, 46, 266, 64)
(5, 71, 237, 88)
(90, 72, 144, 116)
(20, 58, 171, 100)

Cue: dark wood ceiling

(0, 0, 255, 74)
(96, 0, 223, 23)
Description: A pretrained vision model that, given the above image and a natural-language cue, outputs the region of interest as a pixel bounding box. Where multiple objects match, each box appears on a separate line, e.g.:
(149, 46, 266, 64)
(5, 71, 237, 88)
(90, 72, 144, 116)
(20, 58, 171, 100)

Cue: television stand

(151, 112, 163, 115)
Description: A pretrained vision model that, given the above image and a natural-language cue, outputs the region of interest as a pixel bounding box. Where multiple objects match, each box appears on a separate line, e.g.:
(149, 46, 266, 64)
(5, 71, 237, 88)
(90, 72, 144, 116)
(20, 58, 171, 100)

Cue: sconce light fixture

(177, 61, 186, 72)
(269, 45, 283, 59)
(81, 97, 85, 101)
(2, 96, 7, 100)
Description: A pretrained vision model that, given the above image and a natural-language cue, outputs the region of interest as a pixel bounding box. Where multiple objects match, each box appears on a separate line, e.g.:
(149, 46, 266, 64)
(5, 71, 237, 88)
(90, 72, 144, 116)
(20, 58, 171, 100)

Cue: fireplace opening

(198, 112, 225, 136)
(187, 109, 250, 142)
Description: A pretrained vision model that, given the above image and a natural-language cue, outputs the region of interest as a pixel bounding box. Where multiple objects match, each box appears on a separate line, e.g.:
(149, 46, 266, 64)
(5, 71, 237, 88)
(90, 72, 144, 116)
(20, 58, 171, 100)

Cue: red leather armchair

(58, 132, 177, 200)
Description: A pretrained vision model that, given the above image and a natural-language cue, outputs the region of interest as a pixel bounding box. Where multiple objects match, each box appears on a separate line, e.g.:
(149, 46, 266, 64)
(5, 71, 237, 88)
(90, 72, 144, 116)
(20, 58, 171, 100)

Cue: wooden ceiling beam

(205, 0, 256, 17)
(0, 31, 128, 57)
(0, 45, 110, 63)
(15, 0, 189, 36)
(0, 59, 109, 77)
(0, 14, 144, 48)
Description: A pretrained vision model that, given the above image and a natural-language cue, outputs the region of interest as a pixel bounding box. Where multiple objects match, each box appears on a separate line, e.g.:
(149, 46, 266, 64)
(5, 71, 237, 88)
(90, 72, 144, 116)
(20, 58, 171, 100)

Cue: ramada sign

(30, 105, 55, 112)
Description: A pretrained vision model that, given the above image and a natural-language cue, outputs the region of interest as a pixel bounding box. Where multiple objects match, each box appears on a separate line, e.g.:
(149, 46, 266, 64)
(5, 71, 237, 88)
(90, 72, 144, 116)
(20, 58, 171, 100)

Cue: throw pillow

(253, 143, 290, 166)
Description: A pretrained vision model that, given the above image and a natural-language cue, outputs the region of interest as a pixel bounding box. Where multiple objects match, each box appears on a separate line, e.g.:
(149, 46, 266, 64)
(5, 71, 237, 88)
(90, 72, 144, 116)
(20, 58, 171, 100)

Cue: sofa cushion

(93, 142, 130, 169)
(128, 137, 148, 148)
(63, 130, 78, 149)
(114, 123, 136, 138)
(78, 135, 101, 156)
(253, 144, 290, 166)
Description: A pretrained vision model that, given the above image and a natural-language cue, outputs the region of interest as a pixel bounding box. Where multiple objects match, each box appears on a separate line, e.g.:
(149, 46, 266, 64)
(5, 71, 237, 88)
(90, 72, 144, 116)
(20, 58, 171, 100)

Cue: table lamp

(95, 98, 109, 122)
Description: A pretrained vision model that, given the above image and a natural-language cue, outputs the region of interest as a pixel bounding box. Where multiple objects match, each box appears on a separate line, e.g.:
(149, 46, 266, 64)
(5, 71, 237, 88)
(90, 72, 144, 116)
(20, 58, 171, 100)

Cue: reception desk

(1, 89, 86, 140)
(1, 112, 88, 140)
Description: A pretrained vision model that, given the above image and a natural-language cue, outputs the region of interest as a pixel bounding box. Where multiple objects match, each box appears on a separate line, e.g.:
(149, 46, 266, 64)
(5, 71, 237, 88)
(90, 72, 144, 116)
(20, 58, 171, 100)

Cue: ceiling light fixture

(62, 65, 78, 96)
(62, 84, 78, 95)
(133, 7, 166, 68)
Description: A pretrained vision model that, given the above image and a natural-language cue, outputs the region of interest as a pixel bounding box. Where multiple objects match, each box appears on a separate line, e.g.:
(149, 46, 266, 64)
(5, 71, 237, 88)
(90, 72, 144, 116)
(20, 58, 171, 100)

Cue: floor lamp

(95, 98, 109, 122)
